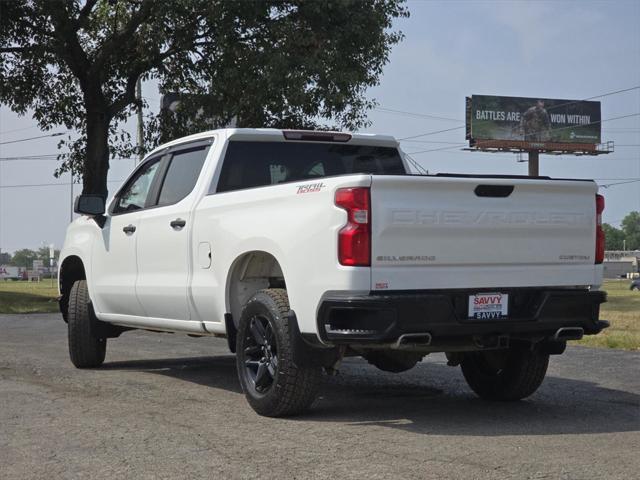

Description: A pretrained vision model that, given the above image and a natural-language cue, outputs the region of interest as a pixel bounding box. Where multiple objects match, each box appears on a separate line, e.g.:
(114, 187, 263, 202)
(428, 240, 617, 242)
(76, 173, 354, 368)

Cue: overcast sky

(0, 0, 639, 254)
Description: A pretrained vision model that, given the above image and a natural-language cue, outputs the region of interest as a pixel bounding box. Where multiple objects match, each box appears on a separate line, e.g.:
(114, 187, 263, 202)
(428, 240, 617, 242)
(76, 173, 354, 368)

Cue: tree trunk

(82, 110, 111, 198)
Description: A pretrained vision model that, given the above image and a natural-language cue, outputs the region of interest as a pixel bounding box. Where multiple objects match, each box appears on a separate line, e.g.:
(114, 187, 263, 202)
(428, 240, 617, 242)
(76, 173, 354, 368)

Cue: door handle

(170, 218, 186, 229)
(122, 224, 136, 234)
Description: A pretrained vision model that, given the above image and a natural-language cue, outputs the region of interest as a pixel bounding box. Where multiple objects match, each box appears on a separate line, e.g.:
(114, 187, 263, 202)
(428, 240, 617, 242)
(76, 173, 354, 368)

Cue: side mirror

(74, 194, 106, 216)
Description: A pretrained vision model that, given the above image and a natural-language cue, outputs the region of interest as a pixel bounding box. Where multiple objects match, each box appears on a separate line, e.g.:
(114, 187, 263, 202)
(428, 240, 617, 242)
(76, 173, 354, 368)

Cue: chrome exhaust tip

(394, 332, 432, 349)
(553, 327, 584, 341)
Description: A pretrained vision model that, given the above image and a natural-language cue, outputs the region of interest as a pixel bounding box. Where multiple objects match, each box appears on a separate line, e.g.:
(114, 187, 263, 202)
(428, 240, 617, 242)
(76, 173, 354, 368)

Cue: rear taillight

(335, 187, 371, 266)
(595, 194, 605, 264)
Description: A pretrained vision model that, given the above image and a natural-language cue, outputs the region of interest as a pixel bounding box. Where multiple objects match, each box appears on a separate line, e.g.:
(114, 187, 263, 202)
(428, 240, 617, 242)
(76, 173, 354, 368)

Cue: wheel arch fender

(224, 249, 288, 329)
(58, 253, 87, 322)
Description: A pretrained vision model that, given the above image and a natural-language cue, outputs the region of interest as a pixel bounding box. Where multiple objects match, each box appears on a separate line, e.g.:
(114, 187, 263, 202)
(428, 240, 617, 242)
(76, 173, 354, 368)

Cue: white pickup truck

(59, 128, 608, 416)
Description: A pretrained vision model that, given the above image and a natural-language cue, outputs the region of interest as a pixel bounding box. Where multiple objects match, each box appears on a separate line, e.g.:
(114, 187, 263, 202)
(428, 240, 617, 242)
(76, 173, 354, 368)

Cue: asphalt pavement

(1, 313, 639, 479)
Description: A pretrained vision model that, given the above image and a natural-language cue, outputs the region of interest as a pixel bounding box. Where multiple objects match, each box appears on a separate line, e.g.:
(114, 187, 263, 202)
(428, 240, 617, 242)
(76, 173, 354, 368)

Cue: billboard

(466, 95, 601, 151)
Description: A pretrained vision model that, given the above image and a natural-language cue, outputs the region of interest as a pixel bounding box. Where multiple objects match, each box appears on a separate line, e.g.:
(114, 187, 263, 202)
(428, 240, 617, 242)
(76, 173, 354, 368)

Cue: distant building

(603, 250, 640, 278)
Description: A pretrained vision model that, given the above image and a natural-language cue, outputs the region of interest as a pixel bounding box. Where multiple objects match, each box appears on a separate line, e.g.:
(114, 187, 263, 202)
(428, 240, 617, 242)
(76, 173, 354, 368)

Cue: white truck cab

(59, 128, 608, 416)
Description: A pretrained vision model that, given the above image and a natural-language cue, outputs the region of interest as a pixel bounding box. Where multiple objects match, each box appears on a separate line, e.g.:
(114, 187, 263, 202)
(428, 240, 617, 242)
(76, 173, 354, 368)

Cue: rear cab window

(216, 141, 405, 193)
(156, 145, 209, 206)
(111, 139, 212, 215)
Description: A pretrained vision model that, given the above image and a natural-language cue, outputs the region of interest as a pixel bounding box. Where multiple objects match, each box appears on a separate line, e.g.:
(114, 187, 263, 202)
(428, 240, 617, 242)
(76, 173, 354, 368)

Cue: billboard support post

(528, 151, 539, 177)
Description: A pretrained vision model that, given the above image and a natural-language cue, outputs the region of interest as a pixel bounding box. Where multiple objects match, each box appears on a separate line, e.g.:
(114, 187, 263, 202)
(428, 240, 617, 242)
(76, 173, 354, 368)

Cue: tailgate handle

(474, 185, 514, 198)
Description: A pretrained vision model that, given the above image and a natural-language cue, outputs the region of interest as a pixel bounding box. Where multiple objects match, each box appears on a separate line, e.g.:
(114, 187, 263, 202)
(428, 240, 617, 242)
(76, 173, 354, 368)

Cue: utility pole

(136, 77, 144, 163)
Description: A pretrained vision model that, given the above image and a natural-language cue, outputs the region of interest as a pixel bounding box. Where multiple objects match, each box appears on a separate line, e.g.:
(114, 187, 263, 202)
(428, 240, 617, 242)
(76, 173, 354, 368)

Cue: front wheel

(68, 280, 106, 368)
(460, 347, 549, 401)
(236, 289, 322, 417)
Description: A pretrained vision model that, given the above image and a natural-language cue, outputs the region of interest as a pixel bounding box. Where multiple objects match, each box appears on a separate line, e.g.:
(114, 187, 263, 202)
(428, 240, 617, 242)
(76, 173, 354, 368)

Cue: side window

(157, 146, 209, 206)
(112, 157, 161, 214)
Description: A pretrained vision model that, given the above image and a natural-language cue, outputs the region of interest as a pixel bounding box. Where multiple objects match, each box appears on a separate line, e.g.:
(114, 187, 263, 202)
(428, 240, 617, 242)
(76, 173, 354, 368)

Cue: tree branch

(44, 2, 94, 96)
(0, 46, 40, 53)
(93, 0, 157, 74)
(76, 0, 100, 29)
(108, 71, 142, 117)
(13, 15, 55, 39)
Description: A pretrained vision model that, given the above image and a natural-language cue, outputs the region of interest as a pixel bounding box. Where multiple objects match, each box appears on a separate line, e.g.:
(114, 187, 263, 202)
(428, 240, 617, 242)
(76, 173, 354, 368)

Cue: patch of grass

(577, 279, 640, 350)
(0, 280, 59, 314)
(0, 278, 638, 350)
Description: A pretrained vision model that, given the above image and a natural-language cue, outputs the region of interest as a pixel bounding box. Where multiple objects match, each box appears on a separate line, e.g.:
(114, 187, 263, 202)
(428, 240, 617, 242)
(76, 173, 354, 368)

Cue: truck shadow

(102, 355, 640, 437)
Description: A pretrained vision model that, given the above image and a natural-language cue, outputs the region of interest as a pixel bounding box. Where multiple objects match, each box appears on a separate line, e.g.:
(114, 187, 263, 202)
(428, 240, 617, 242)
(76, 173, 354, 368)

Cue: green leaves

(602, 224, 626, 251)
(0, 0, 408, 193)
(621, 212, 640, 250)
(603, 212, 640, 251)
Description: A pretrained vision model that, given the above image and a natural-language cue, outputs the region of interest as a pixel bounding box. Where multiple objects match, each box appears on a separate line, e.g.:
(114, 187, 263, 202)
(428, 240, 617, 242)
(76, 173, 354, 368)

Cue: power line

(551, 156, 640, 161)
(0, 182, 75, 189)
(541, 85, 640, 113)
(399, 126, 465, 141)
(400, 140, 640, 148)
(0, 179, 125, 189)
(404, 143, 467, 155)
(599, 179, 640, 188)
(399, 86, 640, 141)
(404, 148, 640, 161)
(405, 112, 640, 155)
(0, 154, 59, 161)
(400, 140, 465, 145)
(0, 125, 40, 135)
(0, 156, 135, 162)
(402, 152, 429, 175)
(374, 107, 461, 123)
(508, 112, 640, 142)
(0, 132, 66, 145)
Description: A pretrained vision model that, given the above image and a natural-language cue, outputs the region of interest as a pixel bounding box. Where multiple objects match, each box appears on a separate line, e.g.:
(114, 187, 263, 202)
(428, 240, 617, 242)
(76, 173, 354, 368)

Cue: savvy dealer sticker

(468, 293, 508, 320)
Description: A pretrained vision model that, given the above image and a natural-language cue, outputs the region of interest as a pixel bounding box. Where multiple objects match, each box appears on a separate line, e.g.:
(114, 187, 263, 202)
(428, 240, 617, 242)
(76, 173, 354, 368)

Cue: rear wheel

(68, 280, 106, 368)
(236, 289, 322, 417)
(460, 347, 549, 401)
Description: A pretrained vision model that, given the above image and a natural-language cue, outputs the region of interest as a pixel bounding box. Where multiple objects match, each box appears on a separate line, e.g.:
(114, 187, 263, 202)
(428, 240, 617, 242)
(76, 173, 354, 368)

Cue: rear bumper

(317, 288, 607, 347)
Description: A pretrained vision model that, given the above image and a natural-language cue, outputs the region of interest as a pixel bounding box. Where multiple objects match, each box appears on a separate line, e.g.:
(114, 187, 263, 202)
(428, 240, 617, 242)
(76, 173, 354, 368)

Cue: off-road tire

(460, 347, 549, 401)
(68, 280, 106, 368)
(236, 288, 322, 417)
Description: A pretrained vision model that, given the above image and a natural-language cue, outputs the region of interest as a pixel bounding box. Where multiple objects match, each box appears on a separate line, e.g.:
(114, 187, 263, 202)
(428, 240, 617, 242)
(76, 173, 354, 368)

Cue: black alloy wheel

(236, 289, 322, 417)
(243, 314, 278, 394)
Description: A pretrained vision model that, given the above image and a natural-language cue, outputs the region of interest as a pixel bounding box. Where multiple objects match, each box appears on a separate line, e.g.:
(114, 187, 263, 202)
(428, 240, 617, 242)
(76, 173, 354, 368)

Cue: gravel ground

(1, 313, 639, 479)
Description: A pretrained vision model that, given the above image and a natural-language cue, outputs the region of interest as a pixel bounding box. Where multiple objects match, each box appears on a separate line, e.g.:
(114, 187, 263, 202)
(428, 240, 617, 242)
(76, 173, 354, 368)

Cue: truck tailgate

(370, 175, 600, 290)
